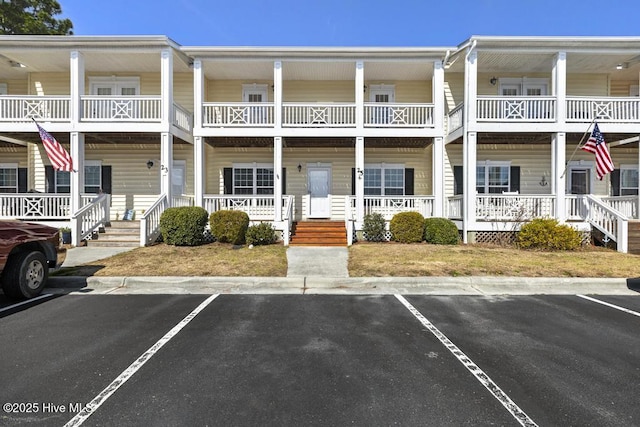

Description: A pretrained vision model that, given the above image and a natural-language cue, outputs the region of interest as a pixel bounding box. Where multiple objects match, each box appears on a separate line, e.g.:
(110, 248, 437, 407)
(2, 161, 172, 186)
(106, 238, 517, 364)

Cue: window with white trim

(0, 163, 17, 193)
(233, 163, 274, 195)
(364, 164, 404, 196)
(55, 161, 102, 194)
(476, 162, 510, 194)
(620, 166, 638, 195)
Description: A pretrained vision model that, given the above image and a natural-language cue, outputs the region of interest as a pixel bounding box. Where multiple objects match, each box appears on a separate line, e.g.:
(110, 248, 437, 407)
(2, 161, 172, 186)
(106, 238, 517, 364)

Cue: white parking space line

(577, 294, 640, 317)
(0, 294, 53, 313)
(395, 295, 538, 427)
(64, 294, 219, 427)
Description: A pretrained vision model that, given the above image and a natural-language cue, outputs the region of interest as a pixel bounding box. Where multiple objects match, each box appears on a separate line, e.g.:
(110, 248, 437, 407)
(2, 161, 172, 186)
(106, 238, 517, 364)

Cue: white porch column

(433, 60, 445, 132)
(274, 136, 283, 222)
(462, 45, 478, 243)
(160, 132, 173, 203)
(194, 136, 204, 208)
(193, 59, 203, 130)
(70, 51, 84, 125)
(553, 52, 567, 124)
(70, 132, 84, 246)
(462, 131, 477, 243)
(355, 61, 364, 129)
(432, 136, 445, 217)
(355, 136, 365, 224)
(161, 48, 173, 128)
(553, 132, 567, 222)
(274, 61, 282, 129)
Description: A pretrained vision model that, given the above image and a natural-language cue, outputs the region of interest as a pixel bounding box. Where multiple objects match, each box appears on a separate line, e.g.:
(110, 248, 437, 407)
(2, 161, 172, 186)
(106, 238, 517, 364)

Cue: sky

(59, 0, 640, 47)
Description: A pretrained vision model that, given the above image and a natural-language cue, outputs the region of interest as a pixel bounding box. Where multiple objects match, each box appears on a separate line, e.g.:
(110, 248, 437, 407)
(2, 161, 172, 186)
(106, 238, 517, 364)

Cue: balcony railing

(203, 195, 290, 220)
(447, 103, 464, 133)
(202, 103, 274, 127)
(476, 96, 556, 122)
(364, 103, 434, 127)
(476, 194, 555, 221)
(566, 97, 640, 123)
(81, 96, 162, 122)
(172, 103, 193, 132)
(0, 96, 70, 122)
(283, 103, 355, 127)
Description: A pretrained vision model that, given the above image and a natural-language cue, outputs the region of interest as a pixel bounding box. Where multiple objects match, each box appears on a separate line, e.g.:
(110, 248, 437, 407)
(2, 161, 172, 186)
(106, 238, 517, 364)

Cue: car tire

(1, 251, 49, 299)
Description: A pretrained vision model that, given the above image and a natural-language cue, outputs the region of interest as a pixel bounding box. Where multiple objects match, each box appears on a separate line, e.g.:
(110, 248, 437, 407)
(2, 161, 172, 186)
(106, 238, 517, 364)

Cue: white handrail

(585, 195, 628, 253)
(139, 194, 168, 246)
(70, 193, 110, 246)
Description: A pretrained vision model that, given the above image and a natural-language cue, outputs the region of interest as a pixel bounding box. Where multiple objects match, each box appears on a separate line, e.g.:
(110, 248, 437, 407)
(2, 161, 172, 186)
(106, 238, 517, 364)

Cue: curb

(46, 276, 640, 296)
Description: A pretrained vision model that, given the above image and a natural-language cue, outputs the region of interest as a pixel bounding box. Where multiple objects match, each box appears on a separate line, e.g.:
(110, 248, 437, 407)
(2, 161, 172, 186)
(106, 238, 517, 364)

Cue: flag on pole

(34, 121, 74, 172)
(581, 122, 614, 180)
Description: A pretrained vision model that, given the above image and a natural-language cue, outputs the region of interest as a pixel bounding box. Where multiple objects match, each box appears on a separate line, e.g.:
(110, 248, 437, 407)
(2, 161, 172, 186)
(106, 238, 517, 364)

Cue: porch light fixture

(490, 77, 497, 86)
(616, 63, 628, 70)
(297, 164, 302, 172)
(146, 160, 154, 169)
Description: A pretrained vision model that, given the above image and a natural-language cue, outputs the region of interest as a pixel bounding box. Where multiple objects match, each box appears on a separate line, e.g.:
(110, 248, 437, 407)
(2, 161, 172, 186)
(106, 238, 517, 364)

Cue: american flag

(581, 123, 614, 180)
(35, 121, 74, 172)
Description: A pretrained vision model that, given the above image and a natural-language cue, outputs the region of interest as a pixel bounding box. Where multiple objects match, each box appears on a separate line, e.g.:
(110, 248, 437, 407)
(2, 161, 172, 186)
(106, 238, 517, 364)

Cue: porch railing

(140, 194, 168, 246)
(172, 195, 194, 207)
(583, 195, 628, 253)
(282, 195, 294, 246)
(71, 193, 110, 244)
(476, 96, 556, 122)
(601, 195, 638, 219)
(364, 103, 434, 127)
(476, 195, 555, 221)
(203, 195, 283, 220)
(347, 196, 435, 220)
(566, 96, 640, 123)
(81, 96, 162, 122)
(202, 103, 274, 127)
(0, 194, 97, 220)
(0, 96, 70, 122)
(283, 103, 356, 127)
(172, 103, 193, 132)
(447, 195, 463, 220)
(447, 103, 464, 134)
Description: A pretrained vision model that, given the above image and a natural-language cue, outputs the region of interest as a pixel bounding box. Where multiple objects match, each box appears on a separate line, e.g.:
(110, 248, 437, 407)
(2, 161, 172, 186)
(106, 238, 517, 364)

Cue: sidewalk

(48, 246, 640, 296)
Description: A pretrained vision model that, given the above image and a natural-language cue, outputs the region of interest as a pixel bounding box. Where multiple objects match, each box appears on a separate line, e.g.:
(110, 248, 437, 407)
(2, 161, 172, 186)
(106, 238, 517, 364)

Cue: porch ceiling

(0, 132, 190, 146)
(205, 136, 432, 148)
(470, 132, 638, 146)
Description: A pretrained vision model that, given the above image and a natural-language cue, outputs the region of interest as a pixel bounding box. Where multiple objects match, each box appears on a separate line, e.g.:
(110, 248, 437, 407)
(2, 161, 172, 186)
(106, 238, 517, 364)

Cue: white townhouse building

(0, 35, 639, 252)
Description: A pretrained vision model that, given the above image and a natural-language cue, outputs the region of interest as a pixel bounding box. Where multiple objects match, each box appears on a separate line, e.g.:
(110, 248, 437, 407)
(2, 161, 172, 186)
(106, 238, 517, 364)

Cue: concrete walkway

(286, 247, 349, 277)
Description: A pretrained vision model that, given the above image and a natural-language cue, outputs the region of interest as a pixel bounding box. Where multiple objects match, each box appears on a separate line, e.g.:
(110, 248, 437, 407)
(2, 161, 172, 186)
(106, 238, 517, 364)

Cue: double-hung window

(55, 161, 102, 194)
(620, 166, 639, 196)
(0, 164, 17, 193)
(476, 162, 510, 194)
(364, 164, 404, 196)
(233, 164, 274, 195)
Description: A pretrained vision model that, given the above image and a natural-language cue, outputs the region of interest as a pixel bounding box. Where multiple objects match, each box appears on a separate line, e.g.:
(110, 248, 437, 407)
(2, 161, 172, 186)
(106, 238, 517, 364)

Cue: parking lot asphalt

(2, 292, 640, 426)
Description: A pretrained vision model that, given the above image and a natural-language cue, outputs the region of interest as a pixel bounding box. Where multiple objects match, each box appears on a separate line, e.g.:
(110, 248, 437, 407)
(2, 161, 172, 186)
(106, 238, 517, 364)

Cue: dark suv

(0, 221, 67, 299)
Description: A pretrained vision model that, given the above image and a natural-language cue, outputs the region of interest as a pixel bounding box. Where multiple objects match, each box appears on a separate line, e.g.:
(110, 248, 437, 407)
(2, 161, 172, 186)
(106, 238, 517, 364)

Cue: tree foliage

(0, 0, 73, 35)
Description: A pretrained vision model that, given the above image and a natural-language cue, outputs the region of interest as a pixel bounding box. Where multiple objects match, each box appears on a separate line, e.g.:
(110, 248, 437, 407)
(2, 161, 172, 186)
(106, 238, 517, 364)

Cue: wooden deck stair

(86, 220, 140, 248)
(627, 220, 640, 255)
(289, 220, 347, 246)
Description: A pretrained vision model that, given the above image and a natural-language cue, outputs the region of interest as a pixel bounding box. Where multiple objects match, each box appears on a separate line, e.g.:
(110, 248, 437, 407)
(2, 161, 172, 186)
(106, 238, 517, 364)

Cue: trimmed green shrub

(246, 222, 277, 246)
(389, 211, 425, 243)
(209, 210, 250, 245)
(424, 217, 460, 245)
(517, 218, 582, 251)
(363, 212, 387, 242)
(159, 206, 209, 246)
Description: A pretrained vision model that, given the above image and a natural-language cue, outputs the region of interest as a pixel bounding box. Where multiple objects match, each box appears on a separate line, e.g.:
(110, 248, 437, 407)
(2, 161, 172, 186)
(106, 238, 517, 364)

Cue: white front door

(308, 166, 331, 218)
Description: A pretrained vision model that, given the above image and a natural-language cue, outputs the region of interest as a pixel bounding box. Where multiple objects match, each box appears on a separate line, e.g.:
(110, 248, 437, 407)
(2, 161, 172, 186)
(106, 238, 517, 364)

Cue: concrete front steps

(86, 220, 140, 248)
(289, 220, 347, 246)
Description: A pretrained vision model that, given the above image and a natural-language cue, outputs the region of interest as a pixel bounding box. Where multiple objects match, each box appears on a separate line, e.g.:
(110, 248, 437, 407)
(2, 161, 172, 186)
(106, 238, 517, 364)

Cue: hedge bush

(424, 217, 460, 245)
(246, 222, 277, 246)
(159, 206, 209, 246)
(209, 210, 250, 244)
(517, 218, 582, 251)
(363, 212, 387, 242)
(389, 211, 425, 243)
